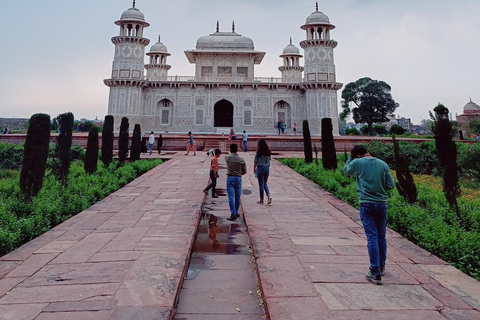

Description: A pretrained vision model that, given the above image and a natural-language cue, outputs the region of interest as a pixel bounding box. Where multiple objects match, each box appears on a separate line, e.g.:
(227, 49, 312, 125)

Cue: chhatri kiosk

(104, 2, 342, 136)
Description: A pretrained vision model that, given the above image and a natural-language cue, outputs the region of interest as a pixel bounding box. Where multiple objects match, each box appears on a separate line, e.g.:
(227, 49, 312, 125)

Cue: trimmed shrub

(130, 124, 141, 161)
(303, 120, 313, 163)
(157, 134, 163, 154)
(321, 118, 337, 170)
(393, 136, 417, 203)
(118, 117, 129, 163)
(54, 112, 74, 185)
(84, 125, 99, 174)
(431, 104, 460, 218)
(20, 113, 51, 200)
(102, 115, 114, 166)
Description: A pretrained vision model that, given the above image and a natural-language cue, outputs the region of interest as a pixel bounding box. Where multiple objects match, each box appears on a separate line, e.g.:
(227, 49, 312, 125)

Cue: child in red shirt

(203, 149, 222, 197)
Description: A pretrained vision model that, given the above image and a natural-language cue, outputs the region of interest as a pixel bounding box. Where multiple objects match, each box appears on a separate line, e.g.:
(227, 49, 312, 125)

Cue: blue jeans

(226, 176, 242, 216)
(359, 203, 387, 276)
(148, 143, 153, 154)
(256, 166, 270, 202)
(243, 140, 247, 152)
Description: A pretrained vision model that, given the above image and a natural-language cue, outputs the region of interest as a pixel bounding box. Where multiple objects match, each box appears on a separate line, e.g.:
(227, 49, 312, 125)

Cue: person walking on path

(203, 148, 222, 198)
(242, 130, 248, 152)
(225, 143, 247, 221)
(343, 145, 395, 285)
(148, 131, 155, 155)
(253, 139, 272, 205)
(277, 120, 282, 135)
(293, 122, 297, 136)
(185, 131, 196, 156)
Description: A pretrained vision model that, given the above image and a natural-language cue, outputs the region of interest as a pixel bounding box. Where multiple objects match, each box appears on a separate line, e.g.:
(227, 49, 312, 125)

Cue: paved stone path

(1, 151, 479, 320)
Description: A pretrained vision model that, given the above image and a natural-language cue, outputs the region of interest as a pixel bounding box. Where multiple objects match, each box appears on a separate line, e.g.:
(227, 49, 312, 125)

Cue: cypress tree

(84, 125, 99, 174)
(393, 135, 417, 204)
(118, 117, 129, 163)
(102, 115, 114, 166)
(130, 124, 141, 161)
(157, 134, 163, 154)
(303, 120, 313, 163)
(20, 113, 51, 201)
(430, 104, 461, 219)
(321, 118, 337, 170)
(55, 112, 74, 185)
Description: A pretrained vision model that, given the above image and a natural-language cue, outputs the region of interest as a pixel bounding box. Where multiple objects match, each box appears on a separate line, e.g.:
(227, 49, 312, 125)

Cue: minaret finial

(232, 21, 235, 33)
(133, 0, 136, 8)
(158, 35, 161, 42)
(316, 2, 318, 11)
(290, 37, 292, 45)
(216, 20, 219, 32)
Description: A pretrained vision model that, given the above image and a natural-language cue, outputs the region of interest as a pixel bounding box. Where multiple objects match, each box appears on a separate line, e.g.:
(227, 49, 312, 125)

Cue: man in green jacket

(344, 145, 395, 285)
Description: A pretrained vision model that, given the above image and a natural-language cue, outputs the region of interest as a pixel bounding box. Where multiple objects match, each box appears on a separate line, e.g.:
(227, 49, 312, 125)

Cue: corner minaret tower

(279, 38, 304, 83)
(104, 1, 150, 128)
(300, 3, 342, 135)
(145, 36, 171, 81)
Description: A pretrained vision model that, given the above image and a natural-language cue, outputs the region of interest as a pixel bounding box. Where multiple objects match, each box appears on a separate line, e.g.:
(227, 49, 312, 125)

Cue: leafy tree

(340, 77, 399, 136)
(321, 118, 337, 170)
(393, 136, 417, 204)
(303, 120, 313, 163)
(84, 125, 99, 174)
(20, 113, 51, 201)
(345, 127, 360, 135)
(430, 104, 461, 219)
(118, 117, 129, 163)
(389, 124, 406, 135)
(130, 124, 141, 161)
(360, 125, 369, 135)
(373, 124, 387, 135)
(102, 115, 114, 166)
(469, 119, 480, 135)
(54, 112, 74, 185)
(420, 119, 433, 131)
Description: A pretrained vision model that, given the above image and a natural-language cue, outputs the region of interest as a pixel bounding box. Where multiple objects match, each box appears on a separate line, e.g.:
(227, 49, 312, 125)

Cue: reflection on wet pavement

(175, 186, 266, 318)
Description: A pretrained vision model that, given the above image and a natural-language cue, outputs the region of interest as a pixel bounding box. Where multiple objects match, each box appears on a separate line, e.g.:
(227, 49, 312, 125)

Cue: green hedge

(0, 159, 162, 256)
(279, 157, 480, 281)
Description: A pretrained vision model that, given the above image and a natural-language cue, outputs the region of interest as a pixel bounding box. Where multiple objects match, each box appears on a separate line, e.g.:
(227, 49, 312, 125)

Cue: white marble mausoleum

(104, 2, 343, 135)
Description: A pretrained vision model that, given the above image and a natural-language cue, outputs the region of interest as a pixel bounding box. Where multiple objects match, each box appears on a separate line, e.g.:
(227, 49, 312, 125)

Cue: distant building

(396, 116, 413, 132)
(457, 99, 480, 137)
(104, 2, 343, 135)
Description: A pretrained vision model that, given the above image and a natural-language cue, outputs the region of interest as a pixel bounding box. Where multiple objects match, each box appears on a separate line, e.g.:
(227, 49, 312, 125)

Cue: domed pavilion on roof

(104, 2, 343, 135)
(457, 99, 480, 137)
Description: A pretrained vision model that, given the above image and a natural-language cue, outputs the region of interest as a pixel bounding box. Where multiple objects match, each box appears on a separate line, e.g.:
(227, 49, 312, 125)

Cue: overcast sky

(1, 0, 479, 124)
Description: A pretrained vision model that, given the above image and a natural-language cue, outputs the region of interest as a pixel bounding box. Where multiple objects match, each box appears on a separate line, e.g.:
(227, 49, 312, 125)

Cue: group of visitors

(199, 132, 393, 286)
(276, 120, 297, 136)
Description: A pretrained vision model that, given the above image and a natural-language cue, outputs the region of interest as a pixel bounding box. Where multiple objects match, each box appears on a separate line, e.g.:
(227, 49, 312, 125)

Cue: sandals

(267, 196, 272, 205)
(257, 201, 263, 204)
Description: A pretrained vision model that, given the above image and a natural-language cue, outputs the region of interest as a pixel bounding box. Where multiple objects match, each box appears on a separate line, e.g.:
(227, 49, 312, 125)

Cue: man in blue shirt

(242, 131, 248, 152)
(344, 145, 395, 285)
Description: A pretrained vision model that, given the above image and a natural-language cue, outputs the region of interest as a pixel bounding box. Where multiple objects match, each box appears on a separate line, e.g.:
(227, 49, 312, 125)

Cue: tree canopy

(340, 77, 399, 136)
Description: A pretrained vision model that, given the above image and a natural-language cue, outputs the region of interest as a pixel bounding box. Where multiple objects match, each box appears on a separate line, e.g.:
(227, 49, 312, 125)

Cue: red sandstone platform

(1, 151, 479, 320)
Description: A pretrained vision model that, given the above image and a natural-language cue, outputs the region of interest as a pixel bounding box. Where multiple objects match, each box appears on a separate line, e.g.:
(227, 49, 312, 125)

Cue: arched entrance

(214, 99, 234, 127)
(274, 100, 291, 128)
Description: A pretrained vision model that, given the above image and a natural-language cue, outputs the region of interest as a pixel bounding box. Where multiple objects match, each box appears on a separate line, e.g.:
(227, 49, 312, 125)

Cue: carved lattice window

(201, 66, 213, 77)
(218, 67, 232, 77)
(195, 109, 204, 125)
(161, 110, 169, 124)
(237, 67, 248, 77)
(244, 110, 252, 126)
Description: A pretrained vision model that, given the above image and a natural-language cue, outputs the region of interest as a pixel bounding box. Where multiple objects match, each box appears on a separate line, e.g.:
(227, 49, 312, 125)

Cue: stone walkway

(0, 151, 479, 320)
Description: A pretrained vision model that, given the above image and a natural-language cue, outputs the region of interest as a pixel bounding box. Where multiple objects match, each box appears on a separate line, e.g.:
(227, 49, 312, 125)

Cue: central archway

(214, 99, 234, 127)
